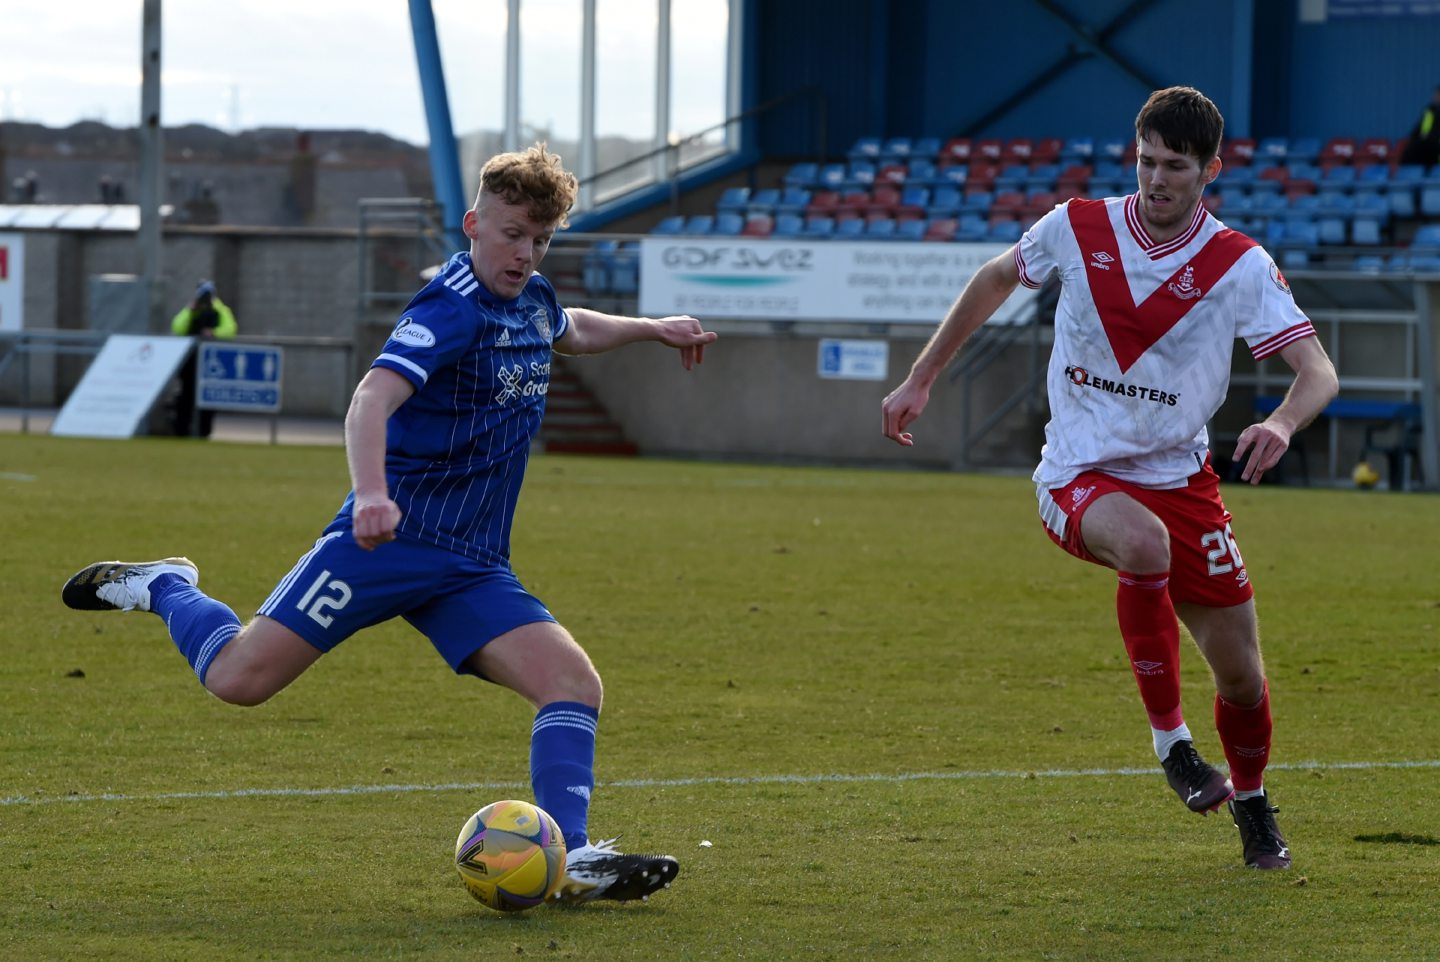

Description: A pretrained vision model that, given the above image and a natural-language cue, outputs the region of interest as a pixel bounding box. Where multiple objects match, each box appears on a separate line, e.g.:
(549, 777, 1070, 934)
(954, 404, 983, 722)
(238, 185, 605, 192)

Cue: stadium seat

(1098, 136, 1130, 160)
(1320, 137, 1357, 166)
(1056, 164, 1091, 196)
(1222, 138, 1256, 166)
(583, 240, 616, 293)
(1352, 254, 1385, 273)
(1001, 138, 1033, 164)
(987, 220, 1023, 243)
(651, 215, 685, 235)
(1412, 224, 1440, 251)
(1421, 171, 1440, 217)
(610, 242, 640, 294)
(1257, 136, 1289, 163)
(925, 185, 962, 218)
(772, 213, 805, 238)
(933, 164, 968, 187)
(711, 213, 743, 236)
(783, 163, 818, 189)
(972, 138, 1004, 161)
(965, 162, 1000, 191)
(1021, 189, 1058, 221)
(817, 163, 848, 190)
(923, 217, 958, 242)
(864, 217, 897, 240)
(995, 164, 1029, 190)
(847, 136, 882, 163)
(895, 218, 927, 242)
(802, 216, 835, 239)
(1025, 163, 1059, 189)
(941, 137, 972, 163)
(880, 137, 914, 163)
(907, 158, 938, 185)
(741, 213, 774, 237)
(955, 214, 988, 242)
(897, 185, 929, 219)
(1358, 138, 1392, 166)
(1060, 136, 1094, 163)
(961, 190, 994, 215)
(844, 162, 877, 191)
(775, 188, 811, 215)
(805, 189, 841, 217)
(876, 163, 908, 186)
(866, 185, 902, 217)
(912, 137, 942, 160)
(835, 217, 866, 239)
(1288, 137, 1322, 164)
(746, 188, 780, 214)
(1031, 138, 1064, 164)
(683, 214, 715, 235)
(716, 187, 749, 215)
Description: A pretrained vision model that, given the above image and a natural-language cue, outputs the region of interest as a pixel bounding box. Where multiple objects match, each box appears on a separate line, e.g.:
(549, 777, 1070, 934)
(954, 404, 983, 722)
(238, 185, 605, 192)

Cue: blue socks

(148, 574, 241, 686)
(530, 701, 599, 851)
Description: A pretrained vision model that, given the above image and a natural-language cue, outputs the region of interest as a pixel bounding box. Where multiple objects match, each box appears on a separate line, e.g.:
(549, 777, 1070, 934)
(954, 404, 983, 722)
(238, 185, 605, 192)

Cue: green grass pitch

(2, 435, 1437, 961)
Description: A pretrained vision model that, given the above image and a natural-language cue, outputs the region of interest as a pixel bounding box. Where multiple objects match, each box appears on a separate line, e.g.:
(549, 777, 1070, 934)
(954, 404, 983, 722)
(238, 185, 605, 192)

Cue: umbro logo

(1132, 660, 1164, 676)
(1090, 251, 1114, 270)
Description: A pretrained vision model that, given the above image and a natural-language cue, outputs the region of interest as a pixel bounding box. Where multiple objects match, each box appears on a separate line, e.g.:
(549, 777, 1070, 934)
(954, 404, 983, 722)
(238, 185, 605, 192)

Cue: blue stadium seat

(1412, 224, 1440, 251)
(986, 220, 1024, 243)
(880, 137, 914, 163)
(1288, 137, 1322, 164)
(711, 213, 743, 236)
(934, 164, 968, 186)
(746, 188, 781, 214)
(652, 215, 685, 235)
(716, 187, 749, 215)
(926, 185, 962, 218)
(583, 240, 617, 293)
(896, 218, 927, 242)
(817, 163, 848, 190)
(1060, 136, 1094, 163)
(961, 190, 994, 215)
(1282, 194, 1321, 223)
(913, 137, 942, 160)
(1351, 192, 1390, 245)
(772, 213, 805, 238)
(1025, 163, 1059, 189)
(1098, 137, 1130, 160)
(844, 161, 877, 191)
(847, 136, 882, 163)
(610, 242, 639, 294)
(835, 217, 866, 239)
(775, 188, 811, 215)
(1352, 254, 1385, 273)
(995, 164, 1029, 190)
(683, 214, 715, 235)
(907, 158, 938, 185)
(1319, 166, 1356, 192)
(783, 163, 818, 189)
(1257, 136, 1289, 163)
(865, 217, 898, 240)
(956, 214, 988, 242)
(802, 216, 836, 239)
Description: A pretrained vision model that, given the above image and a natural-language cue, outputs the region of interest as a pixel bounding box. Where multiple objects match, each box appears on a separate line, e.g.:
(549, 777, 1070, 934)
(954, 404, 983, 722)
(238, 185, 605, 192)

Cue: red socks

(1215, 681, 1272, 792)
(1116, 572, 1183, 731)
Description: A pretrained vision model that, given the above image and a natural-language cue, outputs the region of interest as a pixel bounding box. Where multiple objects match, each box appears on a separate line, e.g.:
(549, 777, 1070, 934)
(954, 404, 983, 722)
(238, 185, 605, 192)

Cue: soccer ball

(1352, 460, 1380, 489)
(454, 800, 567, 911)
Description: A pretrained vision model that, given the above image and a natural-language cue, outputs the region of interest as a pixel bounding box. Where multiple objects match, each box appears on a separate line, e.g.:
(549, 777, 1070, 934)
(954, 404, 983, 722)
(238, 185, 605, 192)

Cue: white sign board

(0, 232, 24, 331)
(51, 335, 194, 438)
(818, 339, 888, 380)
(640, 238, 1038, 324)
(199, 343, 283, 413)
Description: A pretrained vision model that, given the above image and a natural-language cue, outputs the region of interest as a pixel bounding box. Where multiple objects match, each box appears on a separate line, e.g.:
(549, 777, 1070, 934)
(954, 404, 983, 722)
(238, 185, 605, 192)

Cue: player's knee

(1117, 516, 1170, 572)
(560, 664, 603, 709)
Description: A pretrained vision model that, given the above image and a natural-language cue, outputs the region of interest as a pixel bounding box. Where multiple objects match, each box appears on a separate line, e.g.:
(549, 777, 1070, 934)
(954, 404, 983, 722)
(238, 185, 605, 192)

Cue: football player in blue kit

(62, 144, 716, 903)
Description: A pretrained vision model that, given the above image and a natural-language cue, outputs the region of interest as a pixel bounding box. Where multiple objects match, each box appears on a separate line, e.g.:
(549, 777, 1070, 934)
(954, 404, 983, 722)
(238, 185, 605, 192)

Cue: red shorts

(1036, 462, 1254, 607)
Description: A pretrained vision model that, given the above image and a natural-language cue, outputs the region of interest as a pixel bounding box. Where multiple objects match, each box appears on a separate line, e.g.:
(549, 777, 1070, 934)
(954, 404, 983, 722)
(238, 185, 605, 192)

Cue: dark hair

(1134, 86, 1224, 163)
(477, 143, 578, 228)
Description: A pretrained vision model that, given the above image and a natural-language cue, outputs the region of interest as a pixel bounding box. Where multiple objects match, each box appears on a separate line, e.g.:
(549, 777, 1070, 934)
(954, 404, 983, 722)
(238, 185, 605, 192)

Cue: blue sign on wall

(198, 343, 283, 413)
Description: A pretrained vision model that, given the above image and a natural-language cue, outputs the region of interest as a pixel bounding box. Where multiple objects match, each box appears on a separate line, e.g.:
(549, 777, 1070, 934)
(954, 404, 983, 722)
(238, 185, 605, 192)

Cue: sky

(0, 0, 730, 146)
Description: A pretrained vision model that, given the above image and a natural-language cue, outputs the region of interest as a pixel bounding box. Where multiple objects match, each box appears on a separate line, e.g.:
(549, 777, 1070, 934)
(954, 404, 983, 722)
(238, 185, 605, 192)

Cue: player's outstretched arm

(882, 248, 1021, 446)
(555, 309, 717, 370)
(345, 367, 414, 549)
(1233, 336, 1339, 484)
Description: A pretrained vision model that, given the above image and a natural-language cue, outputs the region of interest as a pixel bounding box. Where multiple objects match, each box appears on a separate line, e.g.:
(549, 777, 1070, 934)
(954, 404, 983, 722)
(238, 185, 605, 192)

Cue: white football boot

(62, 558, 199, 612)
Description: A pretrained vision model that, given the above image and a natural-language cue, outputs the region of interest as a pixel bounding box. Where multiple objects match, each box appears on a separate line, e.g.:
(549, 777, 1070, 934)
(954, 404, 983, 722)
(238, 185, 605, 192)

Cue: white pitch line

(3, 759, 1437, 808)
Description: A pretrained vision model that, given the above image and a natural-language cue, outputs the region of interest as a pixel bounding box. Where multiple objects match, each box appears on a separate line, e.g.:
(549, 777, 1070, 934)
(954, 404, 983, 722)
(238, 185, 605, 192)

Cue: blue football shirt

(327, 251, 569, 564)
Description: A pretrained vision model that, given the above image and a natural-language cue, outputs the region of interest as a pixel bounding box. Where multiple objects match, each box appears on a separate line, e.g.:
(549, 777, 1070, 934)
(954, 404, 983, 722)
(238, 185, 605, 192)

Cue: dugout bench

(1253, 395, 1423, 490)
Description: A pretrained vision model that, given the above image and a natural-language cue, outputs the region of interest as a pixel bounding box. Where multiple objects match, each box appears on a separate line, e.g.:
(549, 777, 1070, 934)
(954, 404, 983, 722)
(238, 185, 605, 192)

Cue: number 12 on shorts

(296, 569, 353, 627)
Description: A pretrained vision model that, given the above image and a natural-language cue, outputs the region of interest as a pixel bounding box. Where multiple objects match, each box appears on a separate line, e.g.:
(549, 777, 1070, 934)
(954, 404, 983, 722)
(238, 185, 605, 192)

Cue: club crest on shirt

(1167, 264, 1203, 300)
(392, 316, 436, 347)
(529, 307, 552, 340)
(1269, 262, 1290, 294)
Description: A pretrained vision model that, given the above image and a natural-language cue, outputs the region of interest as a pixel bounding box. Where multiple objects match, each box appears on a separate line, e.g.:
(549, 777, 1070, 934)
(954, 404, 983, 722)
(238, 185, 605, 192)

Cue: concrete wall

(562, 323, 1045, 471)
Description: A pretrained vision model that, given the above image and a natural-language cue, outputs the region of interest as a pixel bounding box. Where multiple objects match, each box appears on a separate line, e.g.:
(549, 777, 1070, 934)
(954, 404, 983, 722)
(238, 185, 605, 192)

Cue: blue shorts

(256, 531, 557, 673)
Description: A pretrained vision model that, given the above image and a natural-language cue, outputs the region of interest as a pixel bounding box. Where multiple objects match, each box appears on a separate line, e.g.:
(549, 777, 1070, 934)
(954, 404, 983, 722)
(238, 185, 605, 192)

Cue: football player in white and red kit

(882, 87, 1338, 870)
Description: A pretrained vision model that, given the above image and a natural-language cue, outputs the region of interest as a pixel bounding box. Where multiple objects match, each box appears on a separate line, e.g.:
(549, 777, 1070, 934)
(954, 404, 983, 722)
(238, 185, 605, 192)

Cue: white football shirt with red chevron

(1016, 194, 1315, 489)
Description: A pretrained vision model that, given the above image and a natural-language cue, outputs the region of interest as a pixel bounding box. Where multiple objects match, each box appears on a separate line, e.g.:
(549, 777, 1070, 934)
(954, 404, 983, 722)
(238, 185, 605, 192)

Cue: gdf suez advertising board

(639, 238, 1038, 323)
(198, 343, 283, 413)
